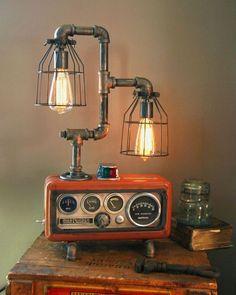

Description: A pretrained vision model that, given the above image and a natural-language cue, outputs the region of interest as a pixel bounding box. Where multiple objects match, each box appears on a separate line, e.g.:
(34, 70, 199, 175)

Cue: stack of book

(171, 217, 233, 251)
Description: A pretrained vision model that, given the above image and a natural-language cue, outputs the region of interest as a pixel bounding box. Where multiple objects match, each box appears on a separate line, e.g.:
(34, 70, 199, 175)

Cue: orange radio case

(44, 174, 172, 242)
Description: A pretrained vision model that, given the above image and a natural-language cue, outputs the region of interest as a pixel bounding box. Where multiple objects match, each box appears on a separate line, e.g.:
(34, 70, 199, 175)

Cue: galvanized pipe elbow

(111, 77, 154, 96)
(54, 24, 75, 43)
(94, 26, 110, 43)
(135, 77, 153, 95)
(93, 124, 110, 140)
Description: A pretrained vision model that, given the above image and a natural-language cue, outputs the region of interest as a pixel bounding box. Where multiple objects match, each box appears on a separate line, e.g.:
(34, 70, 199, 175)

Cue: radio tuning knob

(94, 213, 110, 228)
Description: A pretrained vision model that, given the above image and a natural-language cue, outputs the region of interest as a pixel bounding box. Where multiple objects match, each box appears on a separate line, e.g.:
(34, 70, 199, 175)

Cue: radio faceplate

(55, 191, 164, 230)
(44, 174, 172, 241)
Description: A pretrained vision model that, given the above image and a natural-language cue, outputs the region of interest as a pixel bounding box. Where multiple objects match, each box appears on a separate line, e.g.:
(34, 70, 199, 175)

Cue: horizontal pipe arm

(60, 125, 110, 141)
(54, 24, 110, 43)
(110, 77, 153, 95)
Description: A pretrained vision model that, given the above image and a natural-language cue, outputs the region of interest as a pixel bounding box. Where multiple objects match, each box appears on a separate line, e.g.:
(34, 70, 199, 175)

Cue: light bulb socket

(54, 49, 68, 69)
(140, 100, 153, 118)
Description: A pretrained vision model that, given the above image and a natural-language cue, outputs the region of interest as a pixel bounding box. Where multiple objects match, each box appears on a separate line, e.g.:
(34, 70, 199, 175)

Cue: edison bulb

(49, 70, 73, 114)
(135, 118, 156, 161)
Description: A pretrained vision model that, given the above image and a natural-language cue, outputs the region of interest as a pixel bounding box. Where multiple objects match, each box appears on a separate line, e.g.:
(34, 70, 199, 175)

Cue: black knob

(94, 213, 110, 228)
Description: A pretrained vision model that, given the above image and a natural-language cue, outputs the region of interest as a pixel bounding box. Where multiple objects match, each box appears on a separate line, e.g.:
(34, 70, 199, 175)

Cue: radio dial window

(58, 194, 77, 214)
(104, 193, 124, 213)
(126, 193, 161, 227)
(81, 194, 101, 213)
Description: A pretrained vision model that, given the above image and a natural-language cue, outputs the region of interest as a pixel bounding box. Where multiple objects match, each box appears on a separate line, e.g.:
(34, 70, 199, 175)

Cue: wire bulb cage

(120, 91, 169, 160)
(36, 38, 86, 114)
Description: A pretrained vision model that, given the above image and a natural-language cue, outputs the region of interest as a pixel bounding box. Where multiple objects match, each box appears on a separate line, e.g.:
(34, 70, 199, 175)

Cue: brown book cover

(171, 217, 233, 251)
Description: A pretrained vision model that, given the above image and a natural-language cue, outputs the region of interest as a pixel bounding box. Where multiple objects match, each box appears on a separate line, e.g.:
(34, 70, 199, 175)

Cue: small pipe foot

(66, 242, 78, 261)
(144, 240, 155, 258)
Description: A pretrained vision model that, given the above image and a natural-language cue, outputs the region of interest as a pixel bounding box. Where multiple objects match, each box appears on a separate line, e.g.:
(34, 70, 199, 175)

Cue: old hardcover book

(171, 217, 233, 251)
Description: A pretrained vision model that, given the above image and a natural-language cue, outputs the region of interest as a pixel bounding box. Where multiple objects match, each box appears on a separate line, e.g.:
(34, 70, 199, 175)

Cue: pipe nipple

(60, 130, 67, 138)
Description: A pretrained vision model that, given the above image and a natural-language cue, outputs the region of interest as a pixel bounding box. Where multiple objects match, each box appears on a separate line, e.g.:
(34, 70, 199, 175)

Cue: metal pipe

(50, 24, 160, 180)
(54, 25, 109, 44)
(54, 24, 75, 43)
(70, 139, 82, 174)
(74, 26, 95, 36)
(99, 93, 108, 124)
(93, 124, 110, 140)
(54, 25, 153, 142)
(54, 25, 94, 43)
(114, 78, 137, 87)
(54, 24, 110, 141)
(93, 26, 110, 43)
(135, 77, 153, 94)
(60, 129, 93, 140)
(60, 135, 92, 180)
(100, 42, 109, 71)
(94, 27, 110, 139)
(112, 77, 153, 94)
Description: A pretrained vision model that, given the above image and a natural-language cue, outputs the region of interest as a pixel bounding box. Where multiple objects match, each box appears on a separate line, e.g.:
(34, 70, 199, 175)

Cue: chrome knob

(94, 213, 110, 228)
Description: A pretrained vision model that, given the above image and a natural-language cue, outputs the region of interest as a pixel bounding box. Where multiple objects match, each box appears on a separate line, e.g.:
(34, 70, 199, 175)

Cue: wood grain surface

(7, 234, 218, 294)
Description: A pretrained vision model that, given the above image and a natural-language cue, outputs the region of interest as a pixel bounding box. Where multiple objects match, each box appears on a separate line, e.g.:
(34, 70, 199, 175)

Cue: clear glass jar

(177, 179, 212, 227)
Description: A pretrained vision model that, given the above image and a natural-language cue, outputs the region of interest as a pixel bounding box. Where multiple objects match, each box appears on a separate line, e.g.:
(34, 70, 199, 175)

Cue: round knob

(115, 215, 124, 224)
(94, 213, 110, 228)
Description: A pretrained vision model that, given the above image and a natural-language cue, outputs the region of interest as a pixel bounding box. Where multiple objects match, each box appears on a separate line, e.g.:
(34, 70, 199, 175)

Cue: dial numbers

(127, 193, 161, 227)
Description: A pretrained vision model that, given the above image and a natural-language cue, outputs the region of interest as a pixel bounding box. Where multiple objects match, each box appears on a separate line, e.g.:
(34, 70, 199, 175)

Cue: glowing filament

(135, 118, 156, 161)
(49, 70, 73, 114)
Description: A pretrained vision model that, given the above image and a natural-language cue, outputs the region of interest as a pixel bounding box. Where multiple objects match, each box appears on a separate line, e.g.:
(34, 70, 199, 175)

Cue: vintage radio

(44, 174, 172, 257)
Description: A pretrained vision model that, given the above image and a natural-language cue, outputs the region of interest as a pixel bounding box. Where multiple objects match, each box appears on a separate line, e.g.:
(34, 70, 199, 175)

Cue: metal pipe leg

(66, 242, 78, 261)
(144, 240, 155, 258)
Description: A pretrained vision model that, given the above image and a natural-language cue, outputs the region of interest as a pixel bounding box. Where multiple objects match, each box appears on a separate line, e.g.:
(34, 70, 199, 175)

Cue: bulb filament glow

(49, 70, 73, 114)
(135, 118, 156, 161)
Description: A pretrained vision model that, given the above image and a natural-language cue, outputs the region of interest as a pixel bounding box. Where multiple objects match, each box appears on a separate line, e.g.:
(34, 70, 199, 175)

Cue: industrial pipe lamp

(36, 25, 172, 259)
(36, 25, 169, 180)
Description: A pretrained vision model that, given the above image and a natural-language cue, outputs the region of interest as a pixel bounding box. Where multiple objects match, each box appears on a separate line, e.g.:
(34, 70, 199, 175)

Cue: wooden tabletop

(8, 234, 217, 292)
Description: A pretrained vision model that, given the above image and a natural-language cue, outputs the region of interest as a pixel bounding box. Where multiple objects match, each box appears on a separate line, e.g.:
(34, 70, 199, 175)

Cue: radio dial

(58, 194, 77, 214)
(81, 194, 101, 213)
(126, 193, 161, 227)
(94, 213, 110, 228)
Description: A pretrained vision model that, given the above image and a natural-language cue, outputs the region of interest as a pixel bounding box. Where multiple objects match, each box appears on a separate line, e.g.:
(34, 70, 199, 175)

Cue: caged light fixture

(121, 90, 168, 161)
(36, 37, 86, 113)
(36, 25, 169, 180)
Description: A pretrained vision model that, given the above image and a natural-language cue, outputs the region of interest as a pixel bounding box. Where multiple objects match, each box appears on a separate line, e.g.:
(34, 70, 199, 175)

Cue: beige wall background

(0, 0, 235, 294)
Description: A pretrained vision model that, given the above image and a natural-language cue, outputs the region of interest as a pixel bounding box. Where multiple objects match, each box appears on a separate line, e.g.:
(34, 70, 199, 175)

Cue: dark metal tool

(135, 257, 220, 278)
